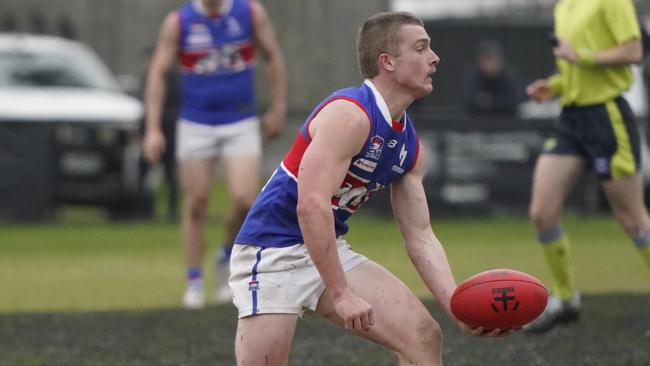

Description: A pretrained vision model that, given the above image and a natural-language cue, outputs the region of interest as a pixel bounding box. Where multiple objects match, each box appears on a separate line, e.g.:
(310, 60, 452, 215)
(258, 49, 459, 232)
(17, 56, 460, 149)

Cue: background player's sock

(187, 267, 203, 288)
(538, 225, 575, 300)
(634, 229, 650, 269)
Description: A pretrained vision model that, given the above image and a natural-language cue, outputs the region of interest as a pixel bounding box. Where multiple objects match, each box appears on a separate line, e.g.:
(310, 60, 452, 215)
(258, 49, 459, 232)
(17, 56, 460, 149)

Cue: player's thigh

(222, 154, 261, 202)
(178, 159, 215, 198)
(235, 313, 298, 366)
(602, 174, 650, 224)
(530, 154, 584, 216)
(221, 118, 262, 201)
(316, 261, 440, 354)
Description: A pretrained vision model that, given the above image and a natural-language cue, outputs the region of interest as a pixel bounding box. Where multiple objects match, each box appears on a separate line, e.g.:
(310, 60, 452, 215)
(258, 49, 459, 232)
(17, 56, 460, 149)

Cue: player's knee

(529, 205, 557, 232)
(231, 193, 255, 213)
(186, 194, 209, 217)
(396, 317, 442, 361)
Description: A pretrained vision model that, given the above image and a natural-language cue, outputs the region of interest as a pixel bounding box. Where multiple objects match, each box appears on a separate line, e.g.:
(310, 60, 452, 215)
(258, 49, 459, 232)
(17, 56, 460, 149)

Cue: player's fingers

(359, 313, 370, 331)
(470, 326, 484, 336)
(344, 316, 353, 331)
(368, 308, 375, 327)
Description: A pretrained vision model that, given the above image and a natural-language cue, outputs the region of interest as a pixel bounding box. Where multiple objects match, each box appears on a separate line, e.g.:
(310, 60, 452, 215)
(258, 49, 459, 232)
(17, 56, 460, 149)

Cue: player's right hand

(333, 288, 374, 332)
(455, 318, 518, 338)
(143, 129, 166, 165)
(526, 79, 555, 103)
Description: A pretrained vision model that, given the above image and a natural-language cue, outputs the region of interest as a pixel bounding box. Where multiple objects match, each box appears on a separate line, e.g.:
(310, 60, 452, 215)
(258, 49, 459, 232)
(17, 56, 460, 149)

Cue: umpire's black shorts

(542, 96, 641, 181)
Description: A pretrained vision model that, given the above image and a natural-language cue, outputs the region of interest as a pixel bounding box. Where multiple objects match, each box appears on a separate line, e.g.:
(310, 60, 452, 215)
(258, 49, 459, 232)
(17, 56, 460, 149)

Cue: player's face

(392, 25, 439, 97)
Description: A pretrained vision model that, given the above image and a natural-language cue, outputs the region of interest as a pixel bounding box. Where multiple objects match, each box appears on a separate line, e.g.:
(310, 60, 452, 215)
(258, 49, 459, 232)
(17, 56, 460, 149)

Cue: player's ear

(378, 53, 395, 72)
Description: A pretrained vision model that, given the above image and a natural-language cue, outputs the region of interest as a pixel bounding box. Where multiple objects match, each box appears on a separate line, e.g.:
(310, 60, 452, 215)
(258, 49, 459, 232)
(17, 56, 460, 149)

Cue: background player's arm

(554, 38, 642, 66)
(251, 0, 287, 139)
(143, 12, 179, 164)
(297, 100, 372, 331)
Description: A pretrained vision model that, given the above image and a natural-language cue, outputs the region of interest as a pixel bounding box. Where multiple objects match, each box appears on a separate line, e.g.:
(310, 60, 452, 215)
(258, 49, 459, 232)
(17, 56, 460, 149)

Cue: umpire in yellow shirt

(525, 0, 650, 332)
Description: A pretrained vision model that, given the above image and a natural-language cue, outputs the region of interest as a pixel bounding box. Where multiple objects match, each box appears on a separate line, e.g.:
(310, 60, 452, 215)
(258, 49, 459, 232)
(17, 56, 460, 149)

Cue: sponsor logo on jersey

(187, 23, 213, 49)
(365, 135, 384, 160)
(353, 158, 377, 173)
(391, 165, 405, 174)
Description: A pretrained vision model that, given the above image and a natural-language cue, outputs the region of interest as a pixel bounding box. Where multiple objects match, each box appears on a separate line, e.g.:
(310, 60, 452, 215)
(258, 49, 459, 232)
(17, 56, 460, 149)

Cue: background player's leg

(529, 154, 584, 299)
(316, 261, 443, 366)
(525, 154, 584, 332)
(214, 154, 261, 303)
(235, 314, 298, 366)
(602, 173, 650, 269)
(179, 158, 216, 309)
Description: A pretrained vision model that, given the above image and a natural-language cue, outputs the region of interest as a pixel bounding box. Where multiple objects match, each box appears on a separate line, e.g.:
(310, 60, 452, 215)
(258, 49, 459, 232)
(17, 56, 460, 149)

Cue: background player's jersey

(177, 0, 256, 125)
(236, 80, 420, 248)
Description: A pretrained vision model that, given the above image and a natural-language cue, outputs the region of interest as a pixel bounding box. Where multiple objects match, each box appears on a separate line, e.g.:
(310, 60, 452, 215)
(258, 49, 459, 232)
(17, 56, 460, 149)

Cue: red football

(450, 269, 548, 330)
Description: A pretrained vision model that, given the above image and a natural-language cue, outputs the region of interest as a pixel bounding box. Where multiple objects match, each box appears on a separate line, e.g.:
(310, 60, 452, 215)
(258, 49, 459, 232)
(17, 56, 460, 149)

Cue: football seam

(461, 279, 547, 292)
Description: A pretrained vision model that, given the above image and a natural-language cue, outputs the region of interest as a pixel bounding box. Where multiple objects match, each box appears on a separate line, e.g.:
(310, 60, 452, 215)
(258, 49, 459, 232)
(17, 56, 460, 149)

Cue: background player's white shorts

(176, 116, 261, 160)
(229, 238, 368, 318)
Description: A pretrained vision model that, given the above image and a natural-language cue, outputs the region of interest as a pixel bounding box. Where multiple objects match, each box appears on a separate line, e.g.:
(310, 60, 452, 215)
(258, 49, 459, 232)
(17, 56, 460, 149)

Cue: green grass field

(1, 187, 649, 365)
(1, 196, 648, 313)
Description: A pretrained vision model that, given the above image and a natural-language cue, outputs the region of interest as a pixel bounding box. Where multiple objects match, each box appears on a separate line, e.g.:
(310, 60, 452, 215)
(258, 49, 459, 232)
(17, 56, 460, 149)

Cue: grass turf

(1, 211, 648, 313)
(0, 294, 648, 366)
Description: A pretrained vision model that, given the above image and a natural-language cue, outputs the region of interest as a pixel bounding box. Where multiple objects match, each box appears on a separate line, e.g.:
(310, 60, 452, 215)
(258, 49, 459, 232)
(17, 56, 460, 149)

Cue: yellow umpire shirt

(547, 0, 641, 106)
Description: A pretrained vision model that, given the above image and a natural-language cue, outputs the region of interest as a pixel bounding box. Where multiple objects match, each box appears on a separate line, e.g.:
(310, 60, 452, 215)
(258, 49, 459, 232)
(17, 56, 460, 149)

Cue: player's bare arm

(554, 38, 642, 66)
(251, 0, 287, 140)
(390, 149, 511, 337)
(144, 12, 179, 164)
(297, 100, 373, 331)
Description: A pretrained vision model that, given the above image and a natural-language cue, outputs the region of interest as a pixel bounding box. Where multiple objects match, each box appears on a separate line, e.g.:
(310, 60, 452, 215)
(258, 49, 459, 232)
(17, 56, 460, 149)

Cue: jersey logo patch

(365, 135, 384, 160)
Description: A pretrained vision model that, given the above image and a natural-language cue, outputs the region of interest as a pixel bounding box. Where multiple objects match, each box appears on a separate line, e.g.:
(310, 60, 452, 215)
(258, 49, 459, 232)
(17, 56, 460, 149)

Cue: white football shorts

(175, 116, 261, 160)
(229, 238, 368, 318)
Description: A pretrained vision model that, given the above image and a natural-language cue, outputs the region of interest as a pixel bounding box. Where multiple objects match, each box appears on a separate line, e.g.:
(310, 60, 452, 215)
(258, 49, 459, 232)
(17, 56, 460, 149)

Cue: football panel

(451, 279, 548, 330)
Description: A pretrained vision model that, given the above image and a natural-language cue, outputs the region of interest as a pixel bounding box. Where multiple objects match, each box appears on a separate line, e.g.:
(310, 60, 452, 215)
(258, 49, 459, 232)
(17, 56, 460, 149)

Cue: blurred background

(1, 0, 650, 221)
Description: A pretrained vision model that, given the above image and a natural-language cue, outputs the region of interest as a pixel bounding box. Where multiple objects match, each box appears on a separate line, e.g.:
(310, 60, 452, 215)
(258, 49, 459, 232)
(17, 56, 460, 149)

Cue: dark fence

(365, 113, 606, 217)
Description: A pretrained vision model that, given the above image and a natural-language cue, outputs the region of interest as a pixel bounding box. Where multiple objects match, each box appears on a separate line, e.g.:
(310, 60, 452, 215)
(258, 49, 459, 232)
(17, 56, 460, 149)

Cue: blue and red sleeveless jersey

(176, 0, 256, 125)
(235, 80, 421, 248)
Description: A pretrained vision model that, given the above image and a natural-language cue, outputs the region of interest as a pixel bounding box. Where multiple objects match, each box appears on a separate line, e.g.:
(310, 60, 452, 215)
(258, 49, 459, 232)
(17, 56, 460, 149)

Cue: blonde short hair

(357, 12, 424, 78)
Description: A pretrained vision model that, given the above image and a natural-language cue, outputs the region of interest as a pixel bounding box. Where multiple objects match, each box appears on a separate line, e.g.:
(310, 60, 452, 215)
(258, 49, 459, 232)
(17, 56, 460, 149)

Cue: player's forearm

(265, 54, 287, 114)
(144, 71, 167, 133)
(405, 233, 457, 315)
(297, 201, 348, 298)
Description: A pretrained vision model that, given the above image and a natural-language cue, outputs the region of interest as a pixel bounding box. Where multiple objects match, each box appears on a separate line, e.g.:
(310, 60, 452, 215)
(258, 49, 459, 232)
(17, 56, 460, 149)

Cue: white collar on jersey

(192, 0, 233, 17)
(363, 79, 397, 127)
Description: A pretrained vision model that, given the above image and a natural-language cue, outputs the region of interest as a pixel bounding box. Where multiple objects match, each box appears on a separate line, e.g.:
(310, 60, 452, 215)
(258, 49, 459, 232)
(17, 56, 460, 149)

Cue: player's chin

(415, 82, 434, 97)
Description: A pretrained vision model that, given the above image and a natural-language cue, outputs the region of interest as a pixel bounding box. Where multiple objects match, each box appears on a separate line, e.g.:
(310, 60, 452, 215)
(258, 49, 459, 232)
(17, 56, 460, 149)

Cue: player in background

(524, 0, 650, 332)
(143, 0, 286, 309)
(230, 12, 513, 366)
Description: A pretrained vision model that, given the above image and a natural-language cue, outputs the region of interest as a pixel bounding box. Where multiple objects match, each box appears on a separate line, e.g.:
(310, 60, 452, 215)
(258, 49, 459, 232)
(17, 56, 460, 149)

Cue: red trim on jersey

(179, 50, 208, 69)
(282, 134, 310, 176)
(304, 96, 372, 143)
(391, 119, 405, 132)
(239, 42, 255, 63)
(283, 96, 373, 177)
(409, 137, 421, 172)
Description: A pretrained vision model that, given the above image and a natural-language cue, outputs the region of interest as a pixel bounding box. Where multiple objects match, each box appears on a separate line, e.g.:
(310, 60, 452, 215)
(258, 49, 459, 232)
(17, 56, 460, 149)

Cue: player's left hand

(262, 107, 285, 140)
(553, 39, 580, 64)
